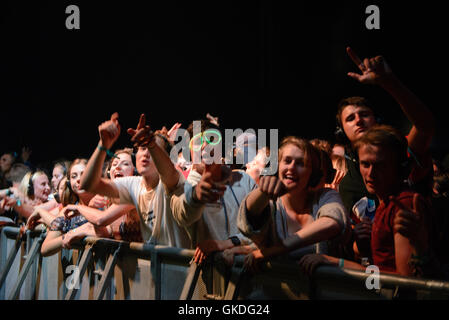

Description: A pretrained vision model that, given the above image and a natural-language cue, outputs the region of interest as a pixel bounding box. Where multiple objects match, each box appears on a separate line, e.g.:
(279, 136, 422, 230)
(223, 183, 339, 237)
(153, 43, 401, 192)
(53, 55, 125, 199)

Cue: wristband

(229, 236, 241, 247)
(338, 258, 345, 268)
(98, 145, 117, 158)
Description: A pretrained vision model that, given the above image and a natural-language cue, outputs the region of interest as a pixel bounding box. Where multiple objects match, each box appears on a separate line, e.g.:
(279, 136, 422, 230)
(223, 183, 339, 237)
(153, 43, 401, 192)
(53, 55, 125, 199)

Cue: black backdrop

(1, 1, 448, 169)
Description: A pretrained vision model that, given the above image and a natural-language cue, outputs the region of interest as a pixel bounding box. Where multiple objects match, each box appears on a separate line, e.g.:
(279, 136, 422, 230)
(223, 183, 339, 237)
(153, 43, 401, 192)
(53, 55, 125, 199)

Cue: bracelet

(338, 258, 345, 268)
(98, 145, 117, 158)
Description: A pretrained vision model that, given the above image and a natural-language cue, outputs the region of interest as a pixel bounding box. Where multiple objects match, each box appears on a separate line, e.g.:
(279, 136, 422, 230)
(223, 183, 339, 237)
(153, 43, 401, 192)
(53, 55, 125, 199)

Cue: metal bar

(179, 262, 201, 300)
(64, 243, 94, 300)
(0, 236, 23, 291)
(7, 233, 45, 300)
(94, 244, 123, 300)
(223, 266, 245, 300)
(151, 250, 161, 300)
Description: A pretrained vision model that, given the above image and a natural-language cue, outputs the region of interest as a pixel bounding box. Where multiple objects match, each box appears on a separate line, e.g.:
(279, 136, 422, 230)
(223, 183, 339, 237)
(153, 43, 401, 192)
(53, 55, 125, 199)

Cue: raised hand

(258, 175, 286, 200)
(346, 46, 392, 85)
(98, 112, 121, 150)
(167, 122, 182, 143)
(392, 193, 428, 252)
(127, 114, 155, 149)
(193, 171, 227, 203)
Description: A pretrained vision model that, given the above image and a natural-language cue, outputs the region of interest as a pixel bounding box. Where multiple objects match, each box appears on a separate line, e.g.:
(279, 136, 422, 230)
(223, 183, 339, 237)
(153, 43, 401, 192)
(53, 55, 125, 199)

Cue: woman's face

(51, 165, 65, 192)
(33, 174, 51, 202)
(70, 163, 86, 194)
(278, 144, 312, 193)
(109, 153, 134, 180)
(58, 177, 67, 200)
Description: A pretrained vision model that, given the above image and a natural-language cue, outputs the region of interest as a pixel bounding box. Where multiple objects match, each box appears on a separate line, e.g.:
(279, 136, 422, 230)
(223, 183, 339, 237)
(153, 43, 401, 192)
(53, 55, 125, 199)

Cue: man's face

(341, 105, 376, 142)
(358, 144, 399, 199)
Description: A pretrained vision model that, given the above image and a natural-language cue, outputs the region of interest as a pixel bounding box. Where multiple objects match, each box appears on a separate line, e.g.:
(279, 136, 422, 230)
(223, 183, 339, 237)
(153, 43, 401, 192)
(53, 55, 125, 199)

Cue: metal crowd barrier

(1, 226, 449, 300)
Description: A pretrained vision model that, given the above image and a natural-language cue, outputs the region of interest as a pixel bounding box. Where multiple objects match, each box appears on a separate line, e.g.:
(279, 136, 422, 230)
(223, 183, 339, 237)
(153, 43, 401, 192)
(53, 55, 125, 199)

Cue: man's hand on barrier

(243, 249, 265, 273)
(298, 254, 334, 276)
(194, 239, 229, 265)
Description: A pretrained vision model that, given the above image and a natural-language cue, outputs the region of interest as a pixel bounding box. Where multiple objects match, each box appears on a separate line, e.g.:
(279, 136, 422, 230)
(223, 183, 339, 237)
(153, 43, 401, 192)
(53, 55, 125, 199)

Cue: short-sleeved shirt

(238, 188, 350, 259)
(113, 174, 191, 248)
(371, 190, 430, 272)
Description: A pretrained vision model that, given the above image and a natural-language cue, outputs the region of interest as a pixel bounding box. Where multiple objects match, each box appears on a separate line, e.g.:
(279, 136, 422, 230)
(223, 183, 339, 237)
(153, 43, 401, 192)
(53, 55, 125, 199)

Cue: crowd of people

(1, 48, 449, 292)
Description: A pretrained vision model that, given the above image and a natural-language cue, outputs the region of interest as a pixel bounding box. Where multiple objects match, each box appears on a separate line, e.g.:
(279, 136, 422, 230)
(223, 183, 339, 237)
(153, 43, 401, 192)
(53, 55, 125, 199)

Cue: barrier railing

(1, 226, 449, 300)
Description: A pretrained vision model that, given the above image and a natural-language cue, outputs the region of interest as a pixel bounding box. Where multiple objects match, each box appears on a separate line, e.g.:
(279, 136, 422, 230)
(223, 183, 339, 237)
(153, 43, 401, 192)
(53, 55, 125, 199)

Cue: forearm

(149, 144, 179, 192)
(36, 208, 59, 227)
(13, 203, 34, 219)
(283, 217, 341, 251)
(73, 204, 125, 227)
(245, 188, 270, 217)
(80, 143, 108, 193)
(41, 234, 63, 257)
(380, 74, 435, 136)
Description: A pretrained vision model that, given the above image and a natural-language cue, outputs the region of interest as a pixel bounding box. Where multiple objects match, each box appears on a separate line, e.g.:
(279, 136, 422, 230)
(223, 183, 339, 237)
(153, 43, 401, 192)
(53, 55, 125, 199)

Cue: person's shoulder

(317, 188, 343, 204)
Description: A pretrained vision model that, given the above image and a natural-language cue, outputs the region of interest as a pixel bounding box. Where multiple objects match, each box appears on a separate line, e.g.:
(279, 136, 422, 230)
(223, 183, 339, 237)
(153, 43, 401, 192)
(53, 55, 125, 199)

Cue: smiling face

(109, 153, 135, 180)
(278, 144, 312, 193)
(33, 174, 51, 203)
(341, 105, 377, 143)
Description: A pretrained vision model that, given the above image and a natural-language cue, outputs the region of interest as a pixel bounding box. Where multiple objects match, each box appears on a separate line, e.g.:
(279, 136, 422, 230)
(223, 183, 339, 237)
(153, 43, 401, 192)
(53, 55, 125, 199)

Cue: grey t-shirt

(238, 188, 350, 259)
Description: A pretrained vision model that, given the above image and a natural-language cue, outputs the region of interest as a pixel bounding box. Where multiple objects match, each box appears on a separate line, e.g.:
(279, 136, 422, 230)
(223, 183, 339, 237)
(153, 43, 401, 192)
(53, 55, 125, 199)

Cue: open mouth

(283, 174, 298, 184)
(113, 172, 124, 178)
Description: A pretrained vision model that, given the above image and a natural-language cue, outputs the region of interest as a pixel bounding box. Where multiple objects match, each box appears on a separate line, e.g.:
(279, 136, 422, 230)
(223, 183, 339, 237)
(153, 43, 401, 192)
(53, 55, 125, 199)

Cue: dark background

(1, 1, 448, 169)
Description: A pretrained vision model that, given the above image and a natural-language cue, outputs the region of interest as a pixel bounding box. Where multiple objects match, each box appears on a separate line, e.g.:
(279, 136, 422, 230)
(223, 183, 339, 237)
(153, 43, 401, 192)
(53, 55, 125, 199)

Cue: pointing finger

(346, 47, 366, 71)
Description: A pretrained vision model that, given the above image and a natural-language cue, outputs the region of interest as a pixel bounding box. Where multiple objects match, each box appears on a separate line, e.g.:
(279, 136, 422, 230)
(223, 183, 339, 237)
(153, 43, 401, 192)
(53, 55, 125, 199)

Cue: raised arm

(127, 114, 180, 192)
(346, 47, 435, 156)
(81, 113, 121, 198)
(245, 175, 284, 216)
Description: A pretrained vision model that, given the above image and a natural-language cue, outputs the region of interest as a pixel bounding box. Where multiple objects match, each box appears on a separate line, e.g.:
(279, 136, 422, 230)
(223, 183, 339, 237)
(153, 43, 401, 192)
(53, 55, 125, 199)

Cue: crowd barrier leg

(8, 232, 46, 300)
(0, 235, 23, 292)
(65, 243, 94, 300)
(94, 243, 123, 300)
(179, 262, 201, 300)
(223, 264, 245, 300)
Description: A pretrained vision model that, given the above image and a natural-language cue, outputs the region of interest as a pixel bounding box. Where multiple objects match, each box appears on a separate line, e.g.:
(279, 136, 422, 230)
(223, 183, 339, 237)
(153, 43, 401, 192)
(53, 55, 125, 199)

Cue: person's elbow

(322, 217, 343, 239)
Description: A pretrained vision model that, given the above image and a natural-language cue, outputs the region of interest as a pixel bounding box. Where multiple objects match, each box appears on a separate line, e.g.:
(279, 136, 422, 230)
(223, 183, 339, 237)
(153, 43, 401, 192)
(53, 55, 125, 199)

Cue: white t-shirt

(170, 169, 256, 247)
(113, 174, 191, 248)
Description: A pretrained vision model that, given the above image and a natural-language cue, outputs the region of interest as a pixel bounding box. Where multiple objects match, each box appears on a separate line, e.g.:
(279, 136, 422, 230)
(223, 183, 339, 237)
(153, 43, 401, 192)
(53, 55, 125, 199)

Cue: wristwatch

(229, 236, 241, 246)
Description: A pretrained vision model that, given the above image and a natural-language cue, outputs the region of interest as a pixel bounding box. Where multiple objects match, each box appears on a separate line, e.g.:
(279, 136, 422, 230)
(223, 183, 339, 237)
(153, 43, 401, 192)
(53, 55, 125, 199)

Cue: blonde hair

(19, 171, 48, 200)
(278, 136, 322, 188)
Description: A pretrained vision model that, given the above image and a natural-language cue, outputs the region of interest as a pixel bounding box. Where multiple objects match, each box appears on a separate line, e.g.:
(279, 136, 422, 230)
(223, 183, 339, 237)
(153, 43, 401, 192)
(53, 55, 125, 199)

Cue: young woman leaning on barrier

(237, 137, 351, 273)
(26, 159, 110, 257)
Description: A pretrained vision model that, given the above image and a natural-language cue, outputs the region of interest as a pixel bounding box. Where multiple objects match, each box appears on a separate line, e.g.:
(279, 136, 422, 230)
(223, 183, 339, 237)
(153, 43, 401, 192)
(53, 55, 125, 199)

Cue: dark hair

(336, 96, 373, 127)
(310, 139, 336, 185)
